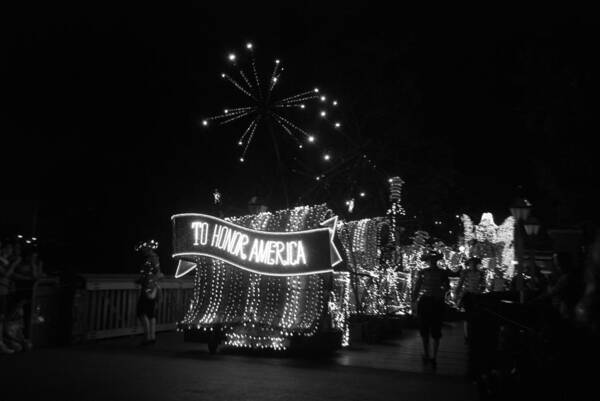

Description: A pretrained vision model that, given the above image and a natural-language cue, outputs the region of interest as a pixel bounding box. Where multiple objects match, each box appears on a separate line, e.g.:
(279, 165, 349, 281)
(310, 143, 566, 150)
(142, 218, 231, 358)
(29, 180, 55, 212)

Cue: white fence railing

(72, 275, 194, 341)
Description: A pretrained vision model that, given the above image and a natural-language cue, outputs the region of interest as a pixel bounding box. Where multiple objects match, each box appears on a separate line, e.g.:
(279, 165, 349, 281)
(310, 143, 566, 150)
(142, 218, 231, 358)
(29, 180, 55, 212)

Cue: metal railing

(72, 274, 194, 341)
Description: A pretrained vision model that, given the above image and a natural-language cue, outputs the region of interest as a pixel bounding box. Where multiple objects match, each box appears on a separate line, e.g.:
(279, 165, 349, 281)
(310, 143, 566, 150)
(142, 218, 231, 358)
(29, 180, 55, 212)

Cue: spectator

(1, 240, 18, 354)
(3, 300, 32, 352)
(14, 248, 44, 281)
(526, 263, 548, 297)
(490, 266, 509, 293)
(455, 257, 485, 342)
(135, 240, 163, 346)
(412, 252, 450, 368)
(548, 252, 585, 321)
(575, 234, 600, 333)
(11, 245, 43, 342)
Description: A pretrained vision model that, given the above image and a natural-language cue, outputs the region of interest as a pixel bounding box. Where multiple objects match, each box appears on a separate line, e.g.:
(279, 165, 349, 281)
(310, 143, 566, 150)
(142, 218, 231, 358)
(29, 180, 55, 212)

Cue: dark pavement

(3, 323, 476, 401)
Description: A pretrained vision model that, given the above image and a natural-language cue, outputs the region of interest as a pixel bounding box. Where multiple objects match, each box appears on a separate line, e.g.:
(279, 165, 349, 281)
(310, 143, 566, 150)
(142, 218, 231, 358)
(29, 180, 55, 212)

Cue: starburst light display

(200, 43, 341, 163)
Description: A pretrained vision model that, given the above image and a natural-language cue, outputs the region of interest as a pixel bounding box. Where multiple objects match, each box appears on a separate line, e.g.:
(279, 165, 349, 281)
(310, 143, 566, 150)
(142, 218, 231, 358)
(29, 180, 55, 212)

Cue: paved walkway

(338, 321, 469, 377)
(3, 322, 476, 401)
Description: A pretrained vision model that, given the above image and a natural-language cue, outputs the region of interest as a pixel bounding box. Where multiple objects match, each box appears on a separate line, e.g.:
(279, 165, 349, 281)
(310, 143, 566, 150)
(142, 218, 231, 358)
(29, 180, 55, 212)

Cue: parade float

(171, 198, 516, 352)
(459, 212, 516, 285)
(171, 178, 410, 352)
(173, 204, 348, 352)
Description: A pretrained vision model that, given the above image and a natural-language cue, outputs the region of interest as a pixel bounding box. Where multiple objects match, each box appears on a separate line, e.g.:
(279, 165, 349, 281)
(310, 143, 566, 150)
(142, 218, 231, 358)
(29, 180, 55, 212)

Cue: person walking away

(135, 240, 163, 346)
(412, 252, 450, 368)
(455, 257, 485, 343)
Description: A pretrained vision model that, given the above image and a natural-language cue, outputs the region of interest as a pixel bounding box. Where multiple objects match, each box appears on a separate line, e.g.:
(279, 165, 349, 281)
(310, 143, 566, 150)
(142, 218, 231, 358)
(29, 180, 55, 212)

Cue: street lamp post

(510, 197, 532, 303)
(510, 197, 532, 266)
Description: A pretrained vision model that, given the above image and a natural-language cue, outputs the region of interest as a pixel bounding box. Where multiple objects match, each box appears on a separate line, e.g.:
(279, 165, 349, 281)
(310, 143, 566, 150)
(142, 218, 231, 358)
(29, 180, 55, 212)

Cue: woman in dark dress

(135, 240, 163, 346)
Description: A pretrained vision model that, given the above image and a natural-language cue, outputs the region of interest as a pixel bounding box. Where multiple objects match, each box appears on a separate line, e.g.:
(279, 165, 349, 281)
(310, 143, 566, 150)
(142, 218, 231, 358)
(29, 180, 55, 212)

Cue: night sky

(1, 5, 596, 273)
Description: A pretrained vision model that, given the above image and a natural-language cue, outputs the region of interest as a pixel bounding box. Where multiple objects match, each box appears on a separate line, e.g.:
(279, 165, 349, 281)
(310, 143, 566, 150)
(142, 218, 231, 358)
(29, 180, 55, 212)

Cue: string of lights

(337, 217, 405, 315)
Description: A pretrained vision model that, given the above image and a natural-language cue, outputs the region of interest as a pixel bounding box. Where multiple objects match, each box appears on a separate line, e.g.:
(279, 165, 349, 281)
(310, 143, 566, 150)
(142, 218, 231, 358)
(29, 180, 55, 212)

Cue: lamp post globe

(524, 215, 541, 237)
(510, 197, 532, 221)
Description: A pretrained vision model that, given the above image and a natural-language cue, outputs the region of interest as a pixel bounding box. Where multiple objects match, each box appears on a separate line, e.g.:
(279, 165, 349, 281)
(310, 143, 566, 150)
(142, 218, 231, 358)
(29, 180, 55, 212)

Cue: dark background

(1, 4, 596, 273)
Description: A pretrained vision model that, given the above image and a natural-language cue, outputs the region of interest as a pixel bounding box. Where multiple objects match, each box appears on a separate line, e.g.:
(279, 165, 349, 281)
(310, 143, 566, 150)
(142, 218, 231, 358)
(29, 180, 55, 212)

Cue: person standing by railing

(134, 240, 163, 346)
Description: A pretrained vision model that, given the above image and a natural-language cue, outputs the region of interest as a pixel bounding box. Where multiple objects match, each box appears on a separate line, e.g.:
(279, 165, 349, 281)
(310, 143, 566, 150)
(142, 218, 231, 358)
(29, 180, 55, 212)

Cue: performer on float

(134, 240, 163, 346)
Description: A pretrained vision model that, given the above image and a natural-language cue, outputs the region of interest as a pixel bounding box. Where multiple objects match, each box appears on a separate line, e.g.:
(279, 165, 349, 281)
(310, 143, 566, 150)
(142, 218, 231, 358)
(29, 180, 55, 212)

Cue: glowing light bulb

(332, 100, 338, 106)
(323, 154, 331, 161)
(314, 88, 319, 93)
(334, 122, 341, 128)
(228, 53, 236, 61)
(308, 135, 315, 143)
(202, 120, 208, 126)
(320, 111, 326, 117)
(320, 96, 326, 102)
(246, 42, 253, 49)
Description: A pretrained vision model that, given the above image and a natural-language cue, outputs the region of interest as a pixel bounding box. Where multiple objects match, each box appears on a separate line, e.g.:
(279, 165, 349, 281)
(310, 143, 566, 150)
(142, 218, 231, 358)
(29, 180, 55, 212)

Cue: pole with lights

(387, 176, 405, 246)
(509, 196, 542, 302)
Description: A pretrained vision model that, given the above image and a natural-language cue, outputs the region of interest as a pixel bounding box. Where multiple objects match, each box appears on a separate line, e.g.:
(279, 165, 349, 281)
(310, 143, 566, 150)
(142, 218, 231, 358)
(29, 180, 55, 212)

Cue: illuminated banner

(172, 213, 342, 277)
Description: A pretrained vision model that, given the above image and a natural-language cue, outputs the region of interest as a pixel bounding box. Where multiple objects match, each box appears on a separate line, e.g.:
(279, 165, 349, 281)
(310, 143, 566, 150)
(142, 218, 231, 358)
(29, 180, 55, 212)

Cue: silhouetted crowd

(466, 236, 599, 401)
(0, 235, 45, 354)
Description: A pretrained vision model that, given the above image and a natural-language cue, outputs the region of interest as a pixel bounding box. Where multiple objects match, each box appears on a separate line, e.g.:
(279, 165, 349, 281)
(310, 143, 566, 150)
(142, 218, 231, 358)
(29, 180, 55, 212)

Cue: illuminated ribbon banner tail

(172, 214, 342, 277)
